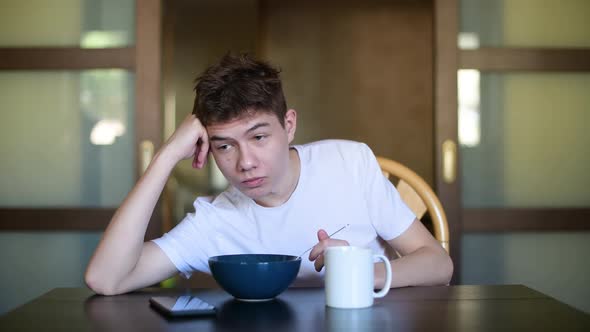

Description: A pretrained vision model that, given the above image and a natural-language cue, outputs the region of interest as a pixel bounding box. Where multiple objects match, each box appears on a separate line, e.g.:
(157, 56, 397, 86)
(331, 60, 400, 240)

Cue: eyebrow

(209, 122, 270, 141)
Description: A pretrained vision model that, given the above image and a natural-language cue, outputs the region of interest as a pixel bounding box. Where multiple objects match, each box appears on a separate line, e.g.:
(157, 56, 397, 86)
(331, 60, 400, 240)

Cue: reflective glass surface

(459, 0, 590, 49)
(0, 70, 135, 207)
(459, 72, 590, 207)
(0, 0, 134, 47)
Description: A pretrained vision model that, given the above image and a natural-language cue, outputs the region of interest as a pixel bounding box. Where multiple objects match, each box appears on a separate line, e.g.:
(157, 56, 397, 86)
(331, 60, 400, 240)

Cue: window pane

(0, 0, 134, 47)
(459, 0, 590, 49)
(0, 70, 135, 207)
(459, 72, 590, 208)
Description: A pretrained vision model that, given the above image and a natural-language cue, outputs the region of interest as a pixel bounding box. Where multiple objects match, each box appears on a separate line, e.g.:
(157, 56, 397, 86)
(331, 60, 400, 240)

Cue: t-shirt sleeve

(151, 200, 213, 278)
(359, 144, 416, 240)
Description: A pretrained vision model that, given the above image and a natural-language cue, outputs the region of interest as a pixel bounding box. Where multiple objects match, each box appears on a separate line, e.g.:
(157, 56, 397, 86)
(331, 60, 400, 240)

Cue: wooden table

(1, 285, 588, 331)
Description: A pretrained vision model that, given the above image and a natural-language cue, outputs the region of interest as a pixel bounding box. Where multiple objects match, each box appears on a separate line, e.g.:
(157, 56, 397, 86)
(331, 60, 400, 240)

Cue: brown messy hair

(192, 53, 287, 127)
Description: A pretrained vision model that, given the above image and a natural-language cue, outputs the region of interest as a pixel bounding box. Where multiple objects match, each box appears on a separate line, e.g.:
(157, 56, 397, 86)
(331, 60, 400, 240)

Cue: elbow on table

(84, 270, 122, 296)
(441, 252, 454, 285)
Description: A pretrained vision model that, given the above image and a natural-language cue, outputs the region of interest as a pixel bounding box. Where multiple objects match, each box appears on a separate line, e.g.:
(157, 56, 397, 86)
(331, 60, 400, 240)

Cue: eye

(216, 144, 232, 151)
(254, 134, 267, 141)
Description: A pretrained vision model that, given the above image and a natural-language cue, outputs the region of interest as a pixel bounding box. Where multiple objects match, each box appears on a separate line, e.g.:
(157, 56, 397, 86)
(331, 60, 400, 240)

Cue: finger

(309, 230, 328, 260)
(314, 255, 325, 272)
(317, 229, 329, 241)
(186, 113, 197, 123)
(196, 136, 210, 168)
(192, 154, 199, 168)
(308, 243, 324, 261)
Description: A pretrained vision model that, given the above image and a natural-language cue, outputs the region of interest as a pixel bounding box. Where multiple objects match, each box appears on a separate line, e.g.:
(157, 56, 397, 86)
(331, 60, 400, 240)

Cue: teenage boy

(85, 54, 453, 295)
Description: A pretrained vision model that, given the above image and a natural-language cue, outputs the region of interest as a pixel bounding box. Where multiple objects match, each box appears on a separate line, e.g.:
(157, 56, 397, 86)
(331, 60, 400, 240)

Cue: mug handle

(373, 254, 392, 298)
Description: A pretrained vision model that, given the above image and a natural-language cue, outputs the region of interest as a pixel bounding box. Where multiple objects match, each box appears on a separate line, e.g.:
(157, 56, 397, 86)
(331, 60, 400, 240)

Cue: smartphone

(149, 295, 216, 317)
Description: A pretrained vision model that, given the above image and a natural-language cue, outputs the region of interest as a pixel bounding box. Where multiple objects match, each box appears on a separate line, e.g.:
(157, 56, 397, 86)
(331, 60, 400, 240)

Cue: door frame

(434, 0, 590, 285)
(0, 0, 163, 240)
(434, 0, 461, 284)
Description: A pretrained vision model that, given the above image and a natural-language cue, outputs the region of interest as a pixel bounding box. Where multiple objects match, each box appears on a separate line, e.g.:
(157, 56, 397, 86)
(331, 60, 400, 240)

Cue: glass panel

(0, 231, 101, 314)
(462, 232, 590, 313)
(459, 72, 590, 208)
(0, 70, 135, 207)
(0, 0, 134, 47)
(459, 0, 590, 49)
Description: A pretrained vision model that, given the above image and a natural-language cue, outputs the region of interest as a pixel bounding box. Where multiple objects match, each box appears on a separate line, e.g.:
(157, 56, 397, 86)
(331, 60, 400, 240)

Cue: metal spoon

(297, 224, 350, 259)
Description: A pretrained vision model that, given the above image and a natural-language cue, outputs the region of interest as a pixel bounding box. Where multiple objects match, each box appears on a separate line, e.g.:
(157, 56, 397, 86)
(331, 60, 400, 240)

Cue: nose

(237, 146, 258, 172)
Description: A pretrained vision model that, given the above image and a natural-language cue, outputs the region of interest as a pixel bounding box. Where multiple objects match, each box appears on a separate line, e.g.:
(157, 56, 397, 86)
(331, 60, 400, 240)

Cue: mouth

(241, 177, 265, 188)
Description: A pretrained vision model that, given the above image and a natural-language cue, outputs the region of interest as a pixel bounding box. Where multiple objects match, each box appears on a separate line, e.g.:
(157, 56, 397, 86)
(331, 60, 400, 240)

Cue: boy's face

(207, 109, 297, 205)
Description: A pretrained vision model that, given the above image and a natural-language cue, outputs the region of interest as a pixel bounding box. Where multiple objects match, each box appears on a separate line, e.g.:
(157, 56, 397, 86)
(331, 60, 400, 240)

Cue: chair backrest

(376, 156, 450, 252)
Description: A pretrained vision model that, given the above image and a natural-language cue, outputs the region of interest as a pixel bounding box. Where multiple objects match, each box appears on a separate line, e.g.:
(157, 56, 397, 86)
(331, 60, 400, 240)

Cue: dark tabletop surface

(1, 285, 588, 331)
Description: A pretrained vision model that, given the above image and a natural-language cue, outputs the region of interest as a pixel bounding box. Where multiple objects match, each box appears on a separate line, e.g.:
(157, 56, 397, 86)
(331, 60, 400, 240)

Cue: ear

(284, 109, 297, 143)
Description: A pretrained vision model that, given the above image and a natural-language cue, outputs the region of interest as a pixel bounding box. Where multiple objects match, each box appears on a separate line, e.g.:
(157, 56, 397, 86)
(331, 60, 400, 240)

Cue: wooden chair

(376, 156, 450, 252)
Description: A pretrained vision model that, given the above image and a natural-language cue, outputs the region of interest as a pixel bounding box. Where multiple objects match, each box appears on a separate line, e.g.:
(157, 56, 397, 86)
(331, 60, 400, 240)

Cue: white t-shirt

(153, 140, 415, 285)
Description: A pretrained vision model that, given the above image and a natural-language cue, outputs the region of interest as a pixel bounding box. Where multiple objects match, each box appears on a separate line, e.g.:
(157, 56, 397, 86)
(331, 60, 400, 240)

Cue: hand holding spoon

(297, 224, 350, 259)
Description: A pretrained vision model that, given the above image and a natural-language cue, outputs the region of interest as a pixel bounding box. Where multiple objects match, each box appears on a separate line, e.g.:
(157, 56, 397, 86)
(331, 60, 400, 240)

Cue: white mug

(324, 246, 392, 308)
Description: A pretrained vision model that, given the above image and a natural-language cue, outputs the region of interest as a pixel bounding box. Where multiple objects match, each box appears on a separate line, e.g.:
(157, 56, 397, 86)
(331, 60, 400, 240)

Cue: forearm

(85, 147, 177, 293)
(374, 246, 453, 288)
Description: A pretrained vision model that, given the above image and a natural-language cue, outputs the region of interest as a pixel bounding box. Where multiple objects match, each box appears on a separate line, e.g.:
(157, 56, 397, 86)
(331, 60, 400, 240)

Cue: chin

(240, 187, 269, 200)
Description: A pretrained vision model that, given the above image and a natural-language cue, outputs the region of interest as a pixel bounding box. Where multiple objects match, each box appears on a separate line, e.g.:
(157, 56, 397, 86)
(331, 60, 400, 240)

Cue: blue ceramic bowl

(208, 254, 301, 301)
